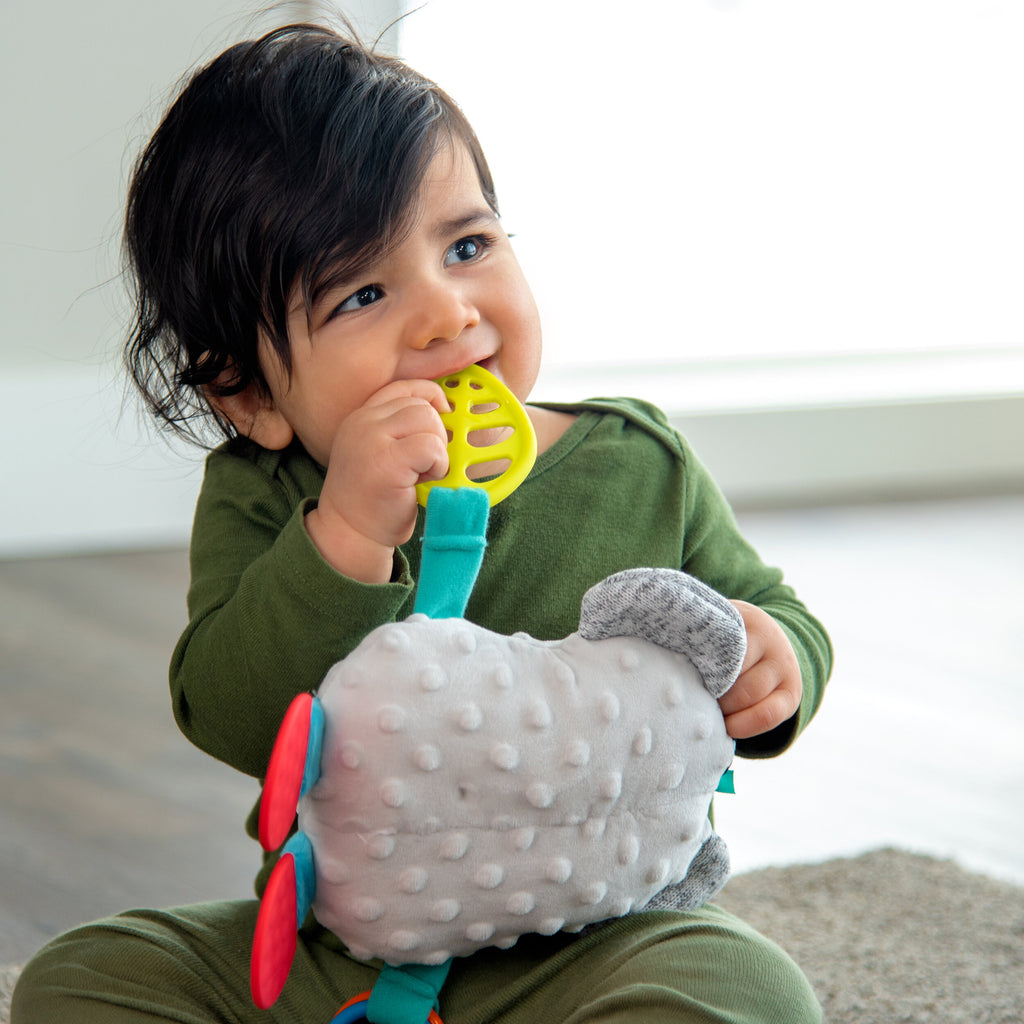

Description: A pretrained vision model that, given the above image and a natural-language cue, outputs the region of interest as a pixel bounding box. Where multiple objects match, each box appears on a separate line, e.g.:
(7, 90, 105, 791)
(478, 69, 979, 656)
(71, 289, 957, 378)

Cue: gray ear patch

(578, 568, 746, 698)
(644, 830, 731, 911)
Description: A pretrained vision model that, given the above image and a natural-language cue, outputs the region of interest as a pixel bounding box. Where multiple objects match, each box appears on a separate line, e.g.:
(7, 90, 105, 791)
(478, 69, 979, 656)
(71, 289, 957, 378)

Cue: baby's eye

(444, 234, 491, 267)
(335, 284, 383, 315)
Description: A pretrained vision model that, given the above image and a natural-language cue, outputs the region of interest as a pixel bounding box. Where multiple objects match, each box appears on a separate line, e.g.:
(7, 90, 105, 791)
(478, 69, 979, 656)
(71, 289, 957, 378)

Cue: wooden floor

(1, 493, 1022, 964)
(0, 549, 257, 964)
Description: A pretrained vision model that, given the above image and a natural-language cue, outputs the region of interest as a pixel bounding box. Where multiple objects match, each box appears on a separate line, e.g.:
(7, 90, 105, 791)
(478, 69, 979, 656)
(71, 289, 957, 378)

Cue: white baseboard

(3, 358, 1022, 558)
(539, 350, 1024, 508)
(672, 395, 1024, 508)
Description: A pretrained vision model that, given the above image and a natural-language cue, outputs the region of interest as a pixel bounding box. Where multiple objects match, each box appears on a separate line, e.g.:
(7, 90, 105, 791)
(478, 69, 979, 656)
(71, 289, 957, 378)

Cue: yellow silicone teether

(416, 365, 537, 507)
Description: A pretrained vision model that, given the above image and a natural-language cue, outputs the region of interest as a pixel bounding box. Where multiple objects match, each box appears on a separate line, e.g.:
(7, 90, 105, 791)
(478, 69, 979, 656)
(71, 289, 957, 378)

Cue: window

(400, 1, 1024, 411)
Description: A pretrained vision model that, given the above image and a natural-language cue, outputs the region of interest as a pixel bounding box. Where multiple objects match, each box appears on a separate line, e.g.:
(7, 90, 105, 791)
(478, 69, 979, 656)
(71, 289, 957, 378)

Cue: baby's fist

(718, 601, 801, 739)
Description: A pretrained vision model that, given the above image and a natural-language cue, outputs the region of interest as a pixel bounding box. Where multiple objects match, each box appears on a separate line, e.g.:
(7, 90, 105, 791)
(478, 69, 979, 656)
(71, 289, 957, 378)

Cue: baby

(13, 20, 831, 1024)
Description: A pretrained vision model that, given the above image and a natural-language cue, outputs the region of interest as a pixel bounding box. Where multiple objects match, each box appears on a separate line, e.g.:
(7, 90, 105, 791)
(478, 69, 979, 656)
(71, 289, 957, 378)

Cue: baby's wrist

(304, 503, 395, 584)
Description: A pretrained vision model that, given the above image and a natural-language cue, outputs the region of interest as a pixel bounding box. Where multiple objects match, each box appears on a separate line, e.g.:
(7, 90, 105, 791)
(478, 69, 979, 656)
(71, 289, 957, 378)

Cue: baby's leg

(443, 906, 822, 1024)
(14, 901, 820, 1023)
(10, 900, 375, 1023)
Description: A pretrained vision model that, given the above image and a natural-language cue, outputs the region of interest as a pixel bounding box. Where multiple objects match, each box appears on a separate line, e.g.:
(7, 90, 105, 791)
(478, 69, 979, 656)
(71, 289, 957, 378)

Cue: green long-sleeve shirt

(172, 397, 832, 791)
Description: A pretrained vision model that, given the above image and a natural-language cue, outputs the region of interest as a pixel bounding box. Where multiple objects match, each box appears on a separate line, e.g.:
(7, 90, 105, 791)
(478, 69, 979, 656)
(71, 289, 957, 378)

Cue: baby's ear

(205, 374, 294, 451)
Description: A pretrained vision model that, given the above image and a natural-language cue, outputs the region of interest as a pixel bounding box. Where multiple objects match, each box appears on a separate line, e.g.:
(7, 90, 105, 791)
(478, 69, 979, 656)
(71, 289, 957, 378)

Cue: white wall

(0, 1, 401, 557)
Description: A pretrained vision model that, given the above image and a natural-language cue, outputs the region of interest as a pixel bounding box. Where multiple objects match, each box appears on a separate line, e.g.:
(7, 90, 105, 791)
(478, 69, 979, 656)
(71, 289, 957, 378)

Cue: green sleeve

(675, 431, 833, 758)
(170, 444, 415, 778)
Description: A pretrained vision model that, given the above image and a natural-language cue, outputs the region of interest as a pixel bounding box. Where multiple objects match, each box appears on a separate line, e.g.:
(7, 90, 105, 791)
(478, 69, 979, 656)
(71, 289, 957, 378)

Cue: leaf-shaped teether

(416, 365, 537, 507)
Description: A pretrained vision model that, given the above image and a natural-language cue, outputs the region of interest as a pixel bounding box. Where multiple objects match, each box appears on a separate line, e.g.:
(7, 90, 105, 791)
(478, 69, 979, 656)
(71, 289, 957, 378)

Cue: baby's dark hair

(124, 22, 497, 443)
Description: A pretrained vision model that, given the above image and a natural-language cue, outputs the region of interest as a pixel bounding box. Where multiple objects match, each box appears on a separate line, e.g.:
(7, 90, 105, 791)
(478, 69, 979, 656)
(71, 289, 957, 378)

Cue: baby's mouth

(434, 354, 500, 383)
(474, 354, 500, 378)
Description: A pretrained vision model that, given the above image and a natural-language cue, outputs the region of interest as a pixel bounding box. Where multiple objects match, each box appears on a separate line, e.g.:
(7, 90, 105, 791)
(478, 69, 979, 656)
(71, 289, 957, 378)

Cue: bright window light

(399, 1, 1024, 389)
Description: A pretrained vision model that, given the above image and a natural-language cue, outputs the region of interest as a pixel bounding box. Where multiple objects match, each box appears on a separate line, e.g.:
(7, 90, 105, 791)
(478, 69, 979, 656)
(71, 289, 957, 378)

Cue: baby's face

(257, 142, 542, 468)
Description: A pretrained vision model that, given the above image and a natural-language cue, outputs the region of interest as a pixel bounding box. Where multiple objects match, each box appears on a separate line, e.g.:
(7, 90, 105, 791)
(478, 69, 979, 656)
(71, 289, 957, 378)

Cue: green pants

(12, 900, 821, 1023)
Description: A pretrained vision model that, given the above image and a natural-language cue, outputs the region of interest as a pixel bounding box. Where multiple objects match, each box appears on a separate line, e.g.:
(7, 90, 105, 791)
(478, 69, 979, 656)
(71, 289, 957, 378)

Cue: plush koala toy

(256, 567, 745, 982)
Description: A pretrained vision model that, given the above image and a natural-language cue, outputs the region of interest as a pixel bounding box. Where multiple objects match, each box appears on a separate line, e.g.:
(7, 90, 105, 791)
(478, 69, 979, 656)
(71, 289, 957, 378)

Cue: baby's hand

(305, 380, 450, 582)
(718, 601, 802, 739)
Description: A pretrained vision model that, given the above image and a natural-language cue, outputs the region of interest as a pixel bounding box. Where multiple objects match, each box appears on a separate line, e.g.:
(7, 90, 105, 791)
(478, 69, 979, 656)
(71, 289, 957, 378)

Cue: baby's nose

(408, 279, 480, 348)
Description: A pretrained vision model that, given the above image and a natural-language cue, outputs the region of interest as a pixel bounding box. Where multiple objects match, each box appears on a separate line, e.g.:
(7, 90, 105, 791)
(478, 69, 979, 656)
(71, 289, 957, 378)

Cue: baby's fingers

(366, 377, 451, 419)
(390, 430, 449, 485)
(721, 682, 800, 740)
(719, 655, 802, 739)
(376, 399, 449, 481)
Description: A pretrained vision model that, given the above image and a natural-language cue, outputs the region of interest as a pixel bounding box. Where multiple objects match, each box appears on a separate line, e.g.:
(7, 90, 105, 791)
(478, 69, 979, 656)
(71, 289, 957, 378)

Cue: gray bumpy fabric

(579, 568, 746, 699)
(645, 832, 732, 911)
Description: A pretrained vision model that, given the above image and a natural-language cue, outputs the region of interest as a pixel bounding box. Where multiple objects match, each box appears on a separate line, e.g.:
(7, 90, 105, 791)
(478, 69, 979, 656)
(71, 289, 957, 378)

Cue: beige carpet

(714, 848, 1024, 1023)
(3, 848, 1022, 1023)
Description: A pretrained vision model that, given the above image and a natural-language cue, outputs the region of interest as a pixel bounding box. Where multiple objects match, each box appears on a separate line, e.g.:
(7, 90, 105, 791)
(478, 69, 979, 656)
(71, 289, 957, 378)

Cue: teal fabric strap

(413, 488, 490, 619)
(366, 961, 452, 1024)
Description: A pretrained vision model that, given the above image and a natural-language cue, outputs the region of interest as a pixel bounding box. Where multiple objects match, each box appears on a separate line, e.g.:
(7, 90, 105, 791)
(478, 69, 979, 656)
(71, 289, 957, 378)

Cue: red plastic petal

(259, 693, 313, 851)
(251, 853, 299, 1009)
